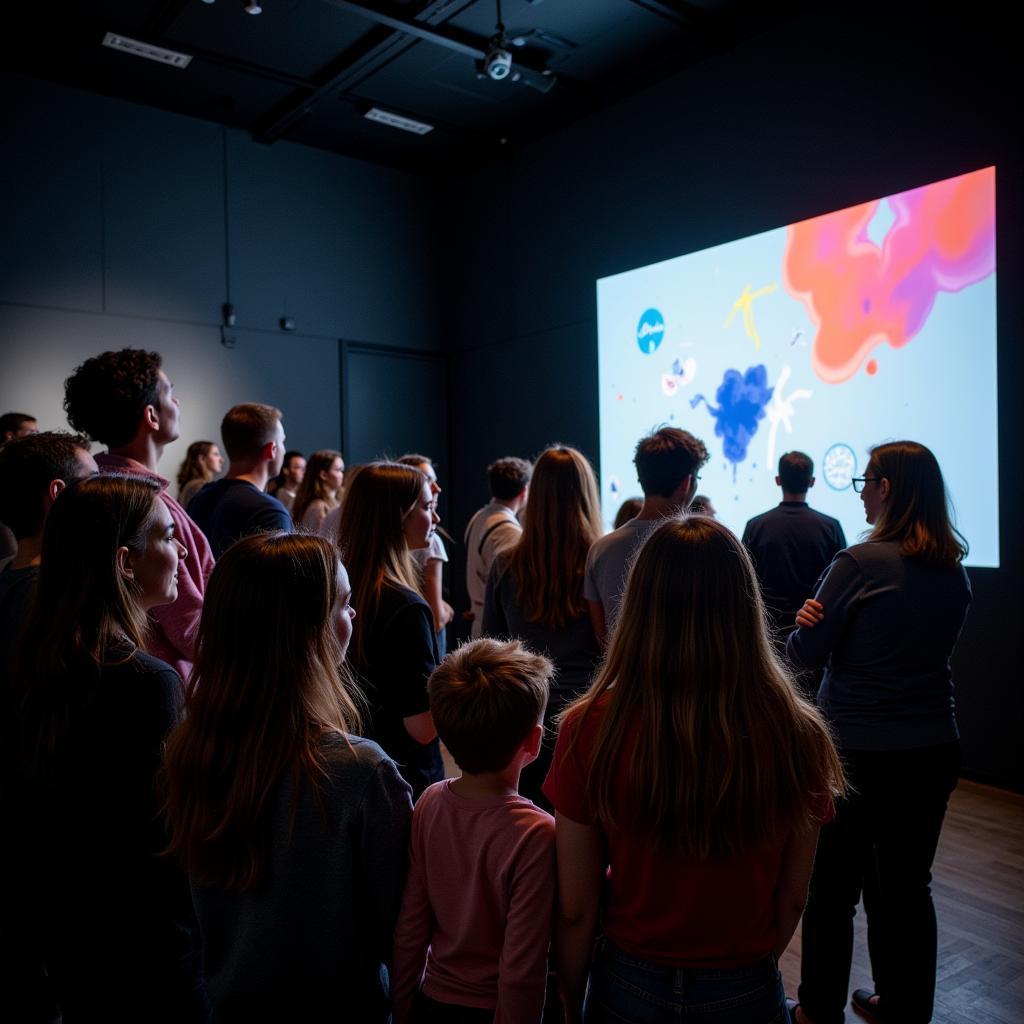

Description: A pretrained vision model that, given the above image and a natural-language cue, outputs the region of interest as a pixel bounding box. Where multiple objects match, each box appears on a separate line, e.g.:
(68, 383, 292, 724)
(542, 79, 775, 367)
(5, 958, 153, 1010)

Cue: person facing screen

(163, 533, 412, 1022)
(9, 474, 204, 1022)
(545, 515, 843, 1023)
(786, 440, 970, 1024)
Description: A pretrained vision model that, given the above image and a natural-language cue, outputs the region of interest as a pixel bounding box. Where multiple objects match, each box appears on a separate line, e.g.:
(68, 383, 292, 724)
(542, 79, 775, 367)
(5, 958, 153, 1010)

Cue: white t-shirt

(464, 500, 522, 638)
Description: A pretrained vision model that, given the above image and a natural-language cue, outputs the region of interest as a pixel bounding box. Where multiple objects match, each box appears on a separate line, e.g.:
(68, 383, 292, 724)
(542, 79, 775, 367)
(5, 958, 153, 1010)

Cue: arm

(403, 710, 437, 745)
(391, 805, 433, 1024)
(481, 558, 509, 637)
(773, 825, 821, 958)
(354, 758, 413, 984)
(586, 600, 607, 650)
(495, 820, 557, 1024)
(785, 552, 862, 670)
(421, 557, 454, 634)
(552, 813, 604, 1024)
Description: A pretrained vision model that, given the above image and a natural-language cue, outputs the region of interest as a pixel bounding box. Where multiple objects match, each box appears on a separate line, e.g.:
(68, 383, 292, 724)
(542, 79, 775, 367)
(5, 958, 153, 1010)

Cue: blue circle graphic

(636, 308, 665, 355)
(823, 443, 857, 490)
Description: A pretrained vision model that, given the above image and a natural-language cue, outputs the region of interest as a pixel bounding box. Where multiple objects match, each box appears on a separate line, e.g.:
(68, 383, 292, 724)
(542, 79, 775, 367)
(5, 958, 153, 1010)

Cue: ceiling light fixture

(102, 32, 193, 68)
(244, 1, 262, 13)
(363, 107, 434, 135)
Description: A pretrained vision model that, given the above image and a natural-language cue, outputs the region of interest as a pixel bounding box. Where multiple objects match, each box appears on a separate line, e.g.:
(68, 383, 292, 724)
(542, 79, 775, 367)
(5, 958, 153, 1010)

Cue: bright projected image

(596, 166, 998, 568)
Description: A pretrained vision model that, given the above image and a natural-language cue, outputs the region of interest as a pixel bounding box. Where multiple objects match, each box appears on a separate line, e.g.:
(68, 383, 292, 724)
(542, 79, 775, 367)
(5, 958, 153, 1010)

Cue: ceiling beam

(252, 0, 481, 145)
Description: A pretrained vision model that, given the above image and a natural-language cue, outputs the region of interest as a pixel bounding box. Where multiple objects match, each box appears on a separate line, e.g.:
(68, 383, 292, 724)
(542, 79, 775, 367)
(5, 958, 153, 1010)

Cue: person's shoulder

(742, 507, 775, 533)
(322, 732, 405, 784)
(103, 649, 182, 704)
(588, 522, 634, 561)
(806, 505, 844, 529)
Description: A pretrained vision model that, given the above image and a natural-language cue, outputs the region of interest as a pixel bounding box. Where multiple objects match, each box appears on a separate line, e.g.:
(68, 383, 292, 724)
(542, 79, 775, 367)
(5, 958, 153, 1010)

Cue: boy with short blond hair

(392, 638, 555, 1024)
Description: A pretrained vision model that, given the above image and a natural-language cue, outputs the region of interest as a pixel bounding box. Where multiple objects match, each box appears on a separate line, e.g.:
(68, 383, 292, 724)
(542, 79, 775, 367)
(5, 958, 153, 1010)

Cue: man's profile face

(269, 420, 286, 478)
(153, 370, 181, 445)
(3, 418, 38, 443)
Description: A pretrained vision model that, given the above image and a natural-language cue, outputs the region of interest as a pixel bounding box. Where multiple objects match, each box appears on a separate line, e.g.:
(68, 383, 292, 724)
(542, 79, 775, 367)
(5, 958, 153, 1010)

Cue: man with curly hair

(64, 349, 214, 678)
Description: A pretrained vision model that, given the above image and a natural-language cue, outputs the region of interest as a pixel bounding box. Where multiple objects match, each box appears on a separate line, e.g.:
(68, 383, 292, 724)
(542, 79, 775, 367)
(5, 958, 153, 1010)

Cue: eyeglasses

(851, 476, 881, 493)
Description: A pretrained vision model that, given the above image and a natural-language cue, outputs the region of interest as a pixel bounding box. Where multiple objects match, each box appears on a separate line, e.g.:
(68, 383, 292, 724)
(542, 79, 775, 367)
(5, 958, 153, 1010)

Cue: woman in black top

(482, 445, 603, 808)
(11, 474, 205, 1022)
(163, 533, 412, 1022)
(340, 461, 442, 798)
(787, 441, 971, 1024)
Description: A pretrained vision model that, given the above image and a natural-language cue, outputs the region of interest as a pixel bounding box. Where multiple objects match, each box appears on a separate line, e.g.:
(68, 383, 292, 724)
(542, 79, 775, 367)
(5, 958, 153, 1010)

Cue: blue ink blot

(690, 365, 773, 481)
(636, 308, 665, 355)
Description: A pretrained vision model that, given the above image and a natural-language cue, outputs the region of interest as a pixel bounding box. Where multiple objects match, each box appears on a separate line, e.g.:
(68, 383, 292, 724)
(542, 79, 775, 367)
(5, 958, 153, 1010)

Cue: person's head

(689, 494, 716, 517)
(18, 473, 187, 782)
(612, 496, 643, 530)
(633, 426, 709, 504)
(292, 449, 344, 523)
(176, 441, 223, 492)
(163, 532, 361, 890)
(398, 453, 440, 495)
(860, 441, 967, 565)
(64, 349, 179, 450)
(220, 403, 285, 476)
(0, 431, 97, 541)
(339, 462, 436, 658)
(565, 515, 844, 859)
(488, 457, 532, 505)
(509, 445, 602, 630)
(1, 412, 38, 442)
(429, 638, 552, 775)
(777, 451, 814, 495)
(282, 451, 306, 489)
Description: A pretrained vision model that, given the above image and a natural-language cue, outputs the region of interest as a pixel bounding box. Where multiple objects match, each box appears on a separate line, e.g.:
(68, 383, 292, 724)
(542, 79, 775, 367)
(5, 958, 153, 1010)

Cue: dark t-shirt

(0, 565, 39, 781)
(786, 541, 971, 751)
(9, 647, 203, 1017)
(193, 734, 412, 1023)
(350, 584, 442, 799)
(742, 501, 847, 630)
(188, 478, 292, 558)
(482, 555, 600, 704)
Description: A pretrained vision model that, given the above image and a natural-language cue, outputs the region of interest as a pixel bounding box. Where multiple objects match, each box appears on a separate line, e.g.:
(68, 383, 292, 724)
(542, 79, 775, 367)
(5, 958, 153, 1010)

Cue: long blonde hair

(162, 532, 362, 890)
(562, 515, 844, 859)
(507, 446, 602, 629)
(866, 441, 967, 566)
(338, 461, 425, 661)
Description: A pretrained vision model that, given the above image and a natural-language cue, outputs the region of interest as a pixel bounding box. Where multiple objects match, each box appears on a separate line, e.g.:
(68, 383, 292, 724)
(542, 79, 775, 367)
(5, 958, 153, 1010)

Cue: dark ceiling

(4, 0, 808, 173)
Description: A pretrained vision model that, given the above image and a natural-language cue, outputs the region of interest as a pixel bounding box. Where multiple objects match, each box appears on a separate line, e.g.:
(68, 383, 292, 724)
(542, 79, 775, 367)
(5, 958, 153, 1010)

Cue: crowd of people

(0, 348, 971, 1024)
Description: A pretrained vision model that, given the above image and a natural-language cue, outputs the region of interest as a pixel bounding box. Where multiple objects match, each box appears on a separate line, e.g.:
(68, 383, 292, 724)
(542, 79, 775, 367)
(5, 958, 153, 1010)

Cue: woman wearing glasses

(786, 441, 971, 1024)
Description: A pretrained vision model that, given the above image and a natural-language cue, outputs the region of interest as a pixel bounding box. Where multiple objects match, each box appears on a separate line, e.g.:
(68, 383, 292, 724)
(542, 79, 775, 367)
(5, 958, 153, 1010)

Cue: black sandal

(851, 989, 883, 1022)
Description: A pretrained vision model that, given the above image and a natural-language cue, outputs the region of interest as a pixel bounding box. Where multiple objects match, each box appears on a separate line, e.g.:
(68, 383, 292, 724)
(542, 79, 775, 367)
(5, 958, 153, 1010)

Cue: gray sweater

(786, 541, 971, 751)
(191, 734, 413, 1022)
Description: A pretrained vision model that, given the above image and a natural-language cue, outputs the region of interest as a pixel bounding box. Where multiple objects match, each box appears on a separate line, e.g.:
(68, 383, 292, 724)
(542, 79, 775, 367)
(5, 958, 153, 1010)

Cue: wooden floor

(779, 779, 1024, 1023)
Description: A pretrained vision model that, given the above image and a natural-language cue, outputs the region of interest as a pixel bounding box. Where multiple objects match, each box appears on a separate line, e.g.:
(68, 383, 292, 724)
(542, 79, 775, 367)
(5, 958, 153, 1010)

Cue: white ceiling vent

(363, 107, 434, 136)
(102, 32, 193, 69)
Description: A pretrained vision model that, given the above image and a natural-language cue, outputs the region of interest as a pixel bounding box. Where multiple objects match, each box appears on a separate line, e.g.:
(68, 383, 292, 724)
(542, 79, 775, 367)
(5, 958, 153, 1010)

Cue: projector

(484, 44, 513, 81)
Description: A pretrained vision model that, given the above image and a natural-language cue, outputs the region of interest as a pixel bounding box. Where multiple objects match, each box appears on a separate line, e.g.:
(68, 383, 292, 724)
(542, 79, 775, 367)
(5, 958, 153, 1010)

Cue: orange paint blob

(867, 359, 878, 375)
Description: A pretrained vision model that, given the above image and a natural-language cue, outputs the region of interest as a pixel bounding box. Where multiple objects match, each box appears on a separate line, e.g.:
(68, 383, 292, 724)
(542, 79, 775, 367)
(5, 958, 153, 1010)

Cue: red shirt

(543, 701, 833, 968)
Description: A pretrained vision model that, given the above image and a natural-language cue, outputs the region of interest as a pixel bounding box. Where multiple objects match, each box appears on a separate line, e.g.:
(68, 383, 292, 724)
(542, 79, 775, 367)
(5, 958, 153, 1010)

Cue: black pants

(798, 741, 960, 1024)
(413, 990, 494, 1024)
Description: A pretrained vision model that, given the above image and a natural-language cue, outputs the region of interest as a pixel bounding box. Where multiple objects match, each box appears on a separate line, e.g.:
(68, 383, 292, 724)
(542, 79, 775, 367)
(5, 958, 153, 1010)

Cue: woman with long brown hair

(176, 440, 224, 507)
(786, 441, 971, 1024)
(545, 515, 844, 1023)
(339, 461, 442, 798)
(291, 448, 344, 531)
(10, 474, 205, 1021)
(482, 445, 603, 808)
(163, 532, 412, 1021)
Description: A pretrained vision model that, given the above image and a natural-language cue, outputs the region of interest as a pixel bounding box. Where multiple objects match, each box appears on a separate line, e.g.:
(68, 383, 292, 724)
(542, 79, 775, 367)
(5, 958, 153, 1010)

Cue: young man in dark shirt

(188, 403, 292, 558)
(742, 451, 847, 649)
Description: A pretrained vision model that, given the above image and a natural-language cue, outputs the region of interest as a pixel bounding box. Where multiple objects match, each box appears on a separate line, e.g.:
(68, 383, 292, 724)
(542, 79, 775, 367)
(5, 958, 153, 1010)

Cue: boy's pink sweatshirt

(392, 779, 555, 1024)
(95, 453, 214, 679)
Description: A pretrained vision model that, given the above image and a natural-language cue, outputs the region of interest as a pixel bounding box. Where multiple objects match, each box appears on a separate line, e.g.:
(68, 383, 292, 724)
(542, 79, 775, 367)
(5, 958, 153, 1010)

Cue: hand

(796, 599, 824, 629)
(440, 600, 455, 627)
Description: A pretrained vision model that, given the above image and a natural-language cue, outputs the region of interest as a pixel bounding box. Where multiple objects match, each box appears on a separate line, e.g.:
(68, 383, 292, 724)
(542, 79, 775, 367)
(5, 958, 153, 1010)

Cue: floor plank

(780, 780, 1024, 1023)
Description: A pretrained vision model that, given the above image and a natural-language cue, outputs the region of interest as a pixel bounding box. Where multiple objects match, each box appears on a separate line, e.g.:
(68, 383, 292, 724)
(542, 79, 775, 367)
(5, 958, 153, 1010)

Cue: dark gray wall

(440, 5, 1023, 788)
(0, 71, 441, 460)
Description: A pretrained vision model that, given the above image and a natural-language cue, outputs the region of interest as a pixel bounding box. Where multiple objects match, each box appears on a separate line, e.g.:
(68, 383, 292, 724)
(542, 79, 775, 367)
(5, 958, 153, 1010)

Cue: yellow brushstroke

(724, 283, 778, 349)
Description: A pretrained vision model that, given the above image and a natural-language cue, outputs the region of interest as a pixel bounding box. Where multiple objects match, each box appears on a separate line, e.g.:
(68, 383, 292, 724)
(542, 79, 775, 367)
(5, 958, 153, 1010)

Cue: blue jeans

(584, 938, 787, 1023)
